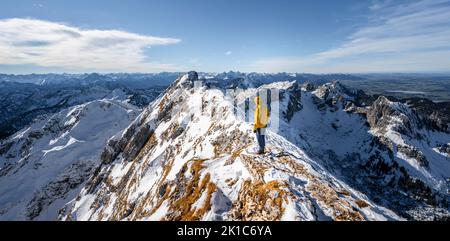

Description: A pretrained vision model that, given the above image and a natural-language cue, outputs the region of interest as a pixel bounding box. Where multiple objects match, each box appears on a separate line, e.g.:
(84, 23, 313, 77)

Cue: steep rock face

(26, 161, 94, 220)
(364, 96, 448, 190)
(0, 99, 139, 220)
(366, 96, 422, 138)
(367, 96, 398, 131)
(61, 74, 400, 221)
(404, 98, 450, 133)
(283, 83, 302, 122)
(276, 82, 449, 220)
(311, 81, 356, 113)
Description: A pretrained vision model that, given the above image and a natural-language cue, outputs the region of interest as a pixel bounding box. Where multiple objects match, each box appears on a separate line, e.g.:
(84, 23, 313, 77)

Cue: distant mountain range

(1, 71, 449, 140)
(0, 72, 362, 86)
(0, 73, 181, 88)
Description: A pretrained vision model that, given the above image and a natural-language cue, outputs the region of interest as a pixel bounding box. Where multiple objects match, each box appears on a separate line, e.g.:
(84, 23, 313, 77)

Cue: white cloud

(225, 51, 232, 56)
(0, 18, 182, 72)
(250, 0, 450, 73)
(368, 0, 392, 11)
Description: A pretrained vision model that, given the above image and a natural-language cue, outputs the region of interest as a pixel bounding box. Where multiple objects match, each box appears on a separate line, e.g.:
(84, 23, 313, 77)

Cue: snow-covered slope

(0, 80, 165, 139)
(60, 73, 420, 221)
(2, 72, 448, 221)
(265, 81, 450, 220)
(0, 99, 139, 220)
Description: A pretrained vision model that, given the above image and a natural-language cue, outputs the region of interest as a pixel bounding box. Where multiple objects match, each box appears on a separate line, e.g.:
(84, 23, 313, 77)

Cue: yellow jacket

(253, 96, 269, 131)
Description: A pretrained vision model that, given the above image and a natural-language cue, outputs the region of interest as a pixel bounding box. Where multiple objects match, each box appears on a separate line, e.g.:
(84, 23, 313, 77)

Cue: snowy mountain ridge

(0, 72, 449, 220)
(57, 72, 449, 220)
(0, 80, 165, 139)
(60, 73, 398, 221)
(0, 98, 139, 220)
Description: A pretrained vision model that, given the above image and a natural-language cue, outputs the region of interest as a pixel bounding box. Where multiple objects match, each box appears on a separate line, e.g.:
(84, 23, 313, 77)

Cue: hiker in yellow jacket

(253, 95, 270, 154)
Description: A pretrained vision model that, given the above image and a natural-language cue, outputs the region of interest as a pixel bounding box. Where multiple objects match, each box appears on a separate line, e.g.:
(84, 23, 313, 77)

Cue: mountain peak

(58, 79, 447, 221)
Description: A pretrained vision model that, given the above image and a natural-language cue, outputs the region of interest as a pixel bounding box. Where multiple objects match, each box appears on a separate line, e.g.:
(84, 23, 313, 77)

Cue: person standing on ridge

(253, 95, 270, 154)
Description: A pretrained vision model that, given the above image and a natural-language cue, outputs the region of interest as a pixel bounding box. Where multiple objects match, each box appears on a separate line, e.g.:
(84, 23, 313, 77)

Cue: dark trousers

(255, 128, 266, 153)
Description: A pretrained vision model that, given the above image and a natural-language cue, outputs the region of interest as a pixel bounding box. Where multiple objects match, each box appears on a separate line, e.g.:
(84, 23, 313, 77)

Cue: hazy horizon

(2, 71, 450, 76)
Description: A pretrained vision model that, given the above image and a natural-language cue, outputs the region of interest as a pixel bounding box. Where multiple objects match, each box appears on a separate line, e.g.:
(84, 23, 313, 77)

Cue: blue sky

(1, 0, 450, 74)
